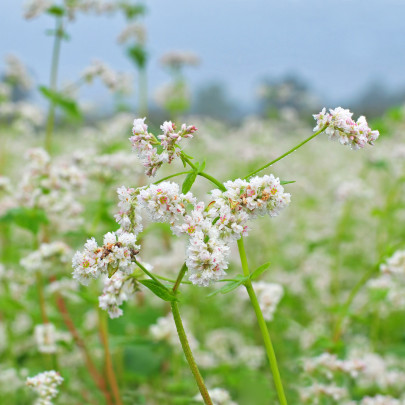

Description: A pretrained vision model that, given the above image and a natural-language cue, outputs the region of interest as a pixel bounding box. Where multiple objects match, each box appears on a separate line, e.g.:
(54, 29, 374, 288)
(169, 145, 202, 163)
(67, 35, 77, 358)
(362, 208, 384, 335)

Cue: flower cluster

(304, 353, 366, 379)
(23, 0, 51, 20)
(130, 118, 197, 176)
(367, 250, 405, 312)
(300, 383, 348, 403)
(114, 186, 143, 234)
(34, 324, 57, 354)
(82, 60, 132, 93)
(5, 148, 86, 230)
(72, 232, 139, 285)
(357, 396, 402, 405)
(20, 242, 71, 275)
(313, 107, 380, 149)
(160, 51, 201, 69)
(248, 282, 284, 321)
(26, 370, 63, 404)
(98, 270, 136, 318)
(138, 182, 196, 225)
(117, 22, 146, 44)
(208, 175, 291, 240)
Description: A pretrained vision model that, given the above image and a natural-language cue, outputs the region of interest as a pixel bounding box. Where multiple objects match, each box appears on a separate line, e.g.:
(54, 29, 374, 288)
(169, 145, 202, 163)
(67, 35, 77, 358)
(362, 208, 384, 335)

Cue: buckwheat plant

(72, 107, 379, 404)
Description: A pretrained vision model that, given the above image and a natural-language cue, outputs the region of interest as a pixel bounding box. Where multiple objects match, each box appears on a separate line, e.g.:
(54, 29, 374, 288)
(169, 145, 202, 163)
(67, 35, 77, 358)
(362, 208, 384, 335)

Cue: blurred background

(1, 1, 405, 405)
(2, 0, 405, 122)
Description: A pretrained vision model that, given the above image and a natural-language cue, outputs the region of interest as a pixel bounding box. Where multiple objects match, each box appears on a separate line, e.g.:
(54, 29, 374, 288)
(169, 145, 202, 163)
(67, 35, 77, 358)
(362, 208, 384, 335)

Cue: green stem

(154, 171, 191, 185)
(36, 272, 49, 324)
(237, 238, 288, 405)
(154, 273, 192, 285)
(171, 302, 212, 405)
(98, 309, 123, 405)
(181, 154, 226, 191)
(133, 259, 169, 290)
(172, 263, 188, 293)
(243, 126, 328, 179)
(169, 265, 212, 404)
(45, 18, 63, 153)
(138, 66, 148, 117)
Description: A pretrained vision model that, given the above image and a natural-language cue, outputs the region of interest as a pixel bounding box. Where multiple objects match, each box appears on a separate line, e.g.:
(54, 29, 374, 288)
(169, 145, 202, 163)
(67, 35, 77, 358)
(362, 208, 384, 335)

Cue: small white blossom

(194, 387, 237, 405)
(138, 182, 196, 226)
(313, 107, 379, 149)
(72, 232, 139, 285)
(98, 270, 136, 318)
(34, 324, 57, 354)
(26, 370, 63, 404)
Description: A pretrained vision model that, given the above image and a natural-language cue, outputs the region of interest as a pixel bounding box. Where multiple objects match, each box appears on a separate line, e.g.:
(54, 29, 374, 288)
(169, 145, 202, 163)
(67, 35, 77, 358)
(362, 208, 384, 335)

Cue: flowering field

(1, 2, 405, 405)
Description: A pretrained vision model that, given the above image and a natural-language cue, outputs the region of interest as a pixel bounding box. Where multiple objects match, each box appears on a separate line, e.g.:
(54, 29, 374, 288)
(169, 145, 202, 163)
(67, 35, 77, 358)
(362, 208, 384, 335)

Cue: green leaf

(39, 86, 81, 120)
(207, 276, 248, 297)
(212, 216, 220, 225)
(199, 160, 206, 173)
(180, 154, 187, 168)
(250, 262, 271, 280)
(139, 279, 178, 302)
(47, 5, 65, 16)
(120, 3, 146, 20)
(127, 45, 148, 69)
(182, 169, 198, 194)
(0, 207, 49, 234)
(280, 180, 295, 185)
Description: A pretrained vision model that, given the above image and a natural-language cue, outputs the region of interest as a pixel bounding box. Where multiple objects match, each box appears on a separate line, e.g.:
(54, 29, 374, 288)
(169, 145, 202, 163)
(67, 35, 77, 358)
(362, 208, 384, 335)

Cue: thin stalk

(138, 67, 148, 117)
(243, 125, 328, 179)
(98, 309, 123, 405)
(237, 238, 288, 405)
(45, 17, 63, 153)
(36, 272, 49, 324)
(54, 291, 113, 405)
(171, 302, 212, 405)
(181, 154, 226, 191)
(154, 171, 191, 185)
(154, 273, 192, 285)
(133, 258, 169, 289)
(170, 264, 212, 404)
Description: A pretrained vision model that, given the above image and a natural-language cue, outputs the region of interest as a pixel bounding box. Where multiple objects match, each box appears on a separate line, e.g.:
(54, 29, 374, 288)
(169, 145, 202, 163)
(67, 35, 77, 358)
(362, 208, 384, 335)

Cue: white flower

(129, 117, 197, 176)
(160, 51, 200, 69)
(313, 107, 379, 149)
(72, 232, 139, 285)
(251, 282, 284, 321)
(300, 383, 347, 403)
(34, 324, 57, 354)
(23, 0, 52, 20)
(138, 182, 196, 226)
(380, 250, 405, 276)
(114, 186, 143, 235)
(26, 370, 63, 404)
(99, 271, 136, 318)
(359, 395, 402, 405)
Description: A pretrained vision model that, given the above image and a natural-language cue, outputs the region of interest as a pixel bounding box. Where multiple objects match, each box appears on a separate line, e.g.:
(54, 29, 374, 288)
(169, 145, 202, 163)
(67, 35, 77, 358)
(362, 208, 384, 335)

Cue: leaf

(0, 207, 49, 234)
(199, 159, 206, 173)
(139, 279, 178, 302)
(280, 180, 295, 185)
(207, 276, 248, 297)
(39, 86, 81, 120)
(250, 262, 271, 280)
(121, 3, 146, 20)
(212, 216, 220, 225)
(127, 45, 148, 69)
(182, 169, 198, 194)
(46, 5, 65, 16)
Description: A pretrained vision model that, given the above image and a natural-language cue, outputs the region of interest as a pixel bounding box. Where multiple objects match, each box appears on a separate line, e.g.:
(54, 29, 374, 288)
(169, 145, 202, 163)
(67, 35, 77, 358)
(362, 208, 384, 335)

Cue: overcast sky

(1, 0, 405, 107)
